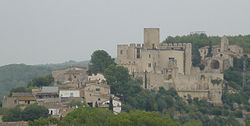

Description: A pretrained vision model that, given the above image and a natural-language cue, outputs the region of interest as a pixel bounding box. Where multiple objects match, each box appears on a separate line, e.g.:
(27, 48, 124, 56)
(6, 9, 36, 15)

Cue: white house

(59, 90, 80, 98)
(102, 99, 122, 114)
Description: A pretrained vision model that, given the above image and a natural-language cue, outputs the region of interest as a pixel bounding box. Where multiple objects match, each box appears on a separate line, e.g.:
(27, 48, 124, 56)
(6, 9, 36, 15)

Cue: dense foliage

(88, 50, 115, 74)
(27, 75, 54, 88)
(2, 104, 48, 122)
(222, 56, 250, 112)
(30, 107, 181, 126)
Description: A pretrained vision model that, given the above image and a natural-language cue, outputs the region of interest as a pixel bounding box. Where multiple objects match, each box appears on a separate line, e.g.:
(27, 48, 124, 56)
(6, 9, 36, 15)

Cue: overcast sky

(0, 0, 250, 66)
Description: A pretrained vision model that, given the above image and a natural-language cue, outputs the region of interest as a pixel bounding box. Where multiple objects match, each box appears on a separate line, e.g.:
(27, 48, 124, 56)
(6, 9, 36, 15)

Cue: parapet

(159, 43, 190, 50)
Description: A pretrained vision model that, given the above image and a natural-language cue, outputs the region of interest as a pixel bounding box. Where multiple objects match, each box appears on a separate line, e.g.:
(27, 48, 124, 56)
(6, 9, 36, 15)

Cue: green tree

(29, 117, 59, 126)
(59, 107, 114, 126)
(2, 107, 22, 122)
(89, 50, 115, 74)
(104, 64, 129, 95)
(206, 40, 213, 57)
(183, 119, 202, 126)
(9, 86, 30, 96)
(109, 96, 113, 111)
(22, 104, 49, 121)
(27, 75, 54, 88)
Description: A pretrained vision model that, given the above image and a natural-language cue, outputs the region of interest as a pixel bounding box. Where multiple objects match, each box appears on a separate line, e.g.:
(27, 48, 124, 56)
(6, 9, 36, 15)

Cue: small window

(218, 49, 220, 52)
(149, 54, 151, 58)
(70, 92, 74, 97)
(148, 63, 151, 68)
(220, 54, 223, 57)
(168, 75, 172, 80)
(96, 88, 100, 91)
(120, 50, 123, 54)
(98, 98, 101, 101)
(169, 57, 174, 60)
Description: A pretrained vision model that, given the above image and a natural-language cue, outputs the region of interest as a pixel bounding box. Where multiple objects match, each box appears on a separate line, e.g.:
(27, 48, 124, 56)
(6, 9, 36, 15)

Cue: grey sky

(0, 0, 250, 66)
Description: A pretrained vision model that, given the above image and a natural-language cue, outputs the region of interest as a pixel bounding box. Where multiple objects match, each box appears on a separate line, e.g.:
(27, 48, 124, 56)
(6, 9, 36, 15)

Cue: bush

(232, 111, 243, 118)
(2, 107, 22, 122)
(22, 104, 49, 121)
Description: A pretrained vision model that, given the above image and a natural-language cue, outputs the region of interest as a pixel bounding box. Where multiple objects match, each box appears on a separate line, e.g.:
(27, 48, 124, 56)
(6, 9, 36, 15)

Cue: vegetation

(2, 104, 49, 122)
(66, 100, 84, 107)
(30, 107, 180, 126)
(22, 104, 49, 121)
(109, 96, 113, 111)
(27, 75, 54, 88)
(88, 50, 115, 74)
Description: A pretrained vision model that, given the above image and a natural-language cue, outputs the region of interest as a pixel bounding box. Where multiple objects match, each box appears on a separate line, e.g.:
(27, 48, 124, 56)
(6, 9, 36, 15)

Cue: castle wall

(184, 43, 192, 75)
(159, 50, 184, 74)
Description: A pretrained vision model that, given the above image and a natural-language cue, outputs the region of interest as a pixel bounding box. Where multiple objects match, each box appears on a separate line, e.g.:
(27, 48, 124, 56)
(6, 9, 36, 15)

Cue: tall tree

(22, 104, 49, 121)
(207, 40, 213, 57)
(109, 96, 113, 111)
(103, 64, 129, 95)
(2, 107, 22, 122)
(89, 50, 115, 74)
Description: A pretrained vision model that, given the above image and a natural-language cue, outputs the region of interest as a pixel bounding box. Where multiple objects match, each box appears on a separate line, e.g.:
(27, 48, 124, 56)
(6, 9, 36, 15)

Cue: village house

(35, 86, 60, 103)
(2, 92, 36, 108)
(52, 66, 88, 89)
(83, 81, 110, 107)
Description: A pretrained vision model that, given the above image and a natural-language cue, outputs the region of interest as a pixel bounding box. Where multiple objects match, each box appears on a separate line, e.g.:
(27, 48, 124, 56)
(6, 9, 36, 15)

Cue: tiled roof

(17, 96, 36, 101)
(12, 92, 33, 97)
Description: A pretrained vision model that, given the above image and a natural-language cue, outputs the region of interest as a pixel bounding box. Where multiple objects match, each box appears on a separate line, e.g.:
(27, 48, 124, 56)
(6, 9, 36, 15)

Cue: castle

(117, 28, 225, 104)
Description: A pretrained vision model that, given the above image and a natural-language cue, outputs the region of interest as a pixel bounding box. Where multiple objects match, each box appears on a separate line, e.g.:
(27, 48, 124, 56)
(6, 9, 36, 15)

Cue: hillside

(0, 60, 89, 100)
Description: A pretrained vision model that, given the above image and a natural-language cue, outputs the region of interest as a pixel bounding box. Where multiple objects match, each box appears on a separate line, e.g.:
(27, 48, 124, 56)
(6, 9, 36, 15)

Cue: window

(218, 49, 220, 52)
(70, 92, 74, 97)
(96, 88, 100, 91)
(120, 50, 123, 54)
(149, 54, 151, 58)
(98, 98, 101, 101)
(148, 63, 151, 68)
(169, 57, 174, 61)
(220, 54, 223, 57)
(137, 48, 140, 58)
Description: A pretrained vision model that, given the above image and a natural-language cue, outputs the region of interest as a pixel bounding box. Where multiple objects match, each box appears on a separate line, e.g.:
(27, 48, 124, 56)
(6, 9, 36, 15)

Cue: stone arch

(211, 60, 220, 69)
